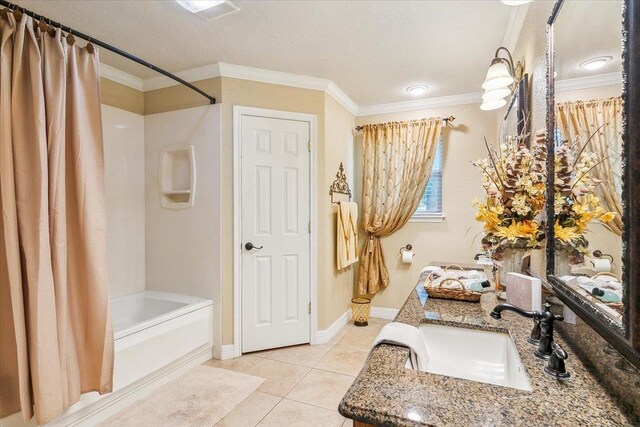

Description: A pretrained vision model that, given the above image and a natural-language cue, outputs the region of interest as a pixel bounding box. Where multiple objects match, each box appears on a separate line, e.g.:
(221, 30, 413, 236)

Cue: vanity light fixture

(406, 85, 429, 96)
(482, 87, 512, 101)
(480, 98, 508, 111)
(176, 0, 239, 20)
(501, 0, 533, 5)
(579, 56, 613, 71)
(480, 46, 522, 110)
(482, 47, 515, 90)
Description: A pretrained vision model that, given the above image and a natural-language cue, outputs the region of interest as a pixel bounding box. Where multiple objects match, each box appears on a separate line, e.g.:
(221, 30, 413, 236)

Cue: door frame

(233, 106, 318, 357)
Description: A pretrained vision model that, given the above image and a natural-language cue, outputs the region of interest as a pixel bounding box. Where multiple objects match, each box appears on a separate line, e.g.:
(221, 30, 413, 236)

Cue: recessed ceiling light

(176, 0, 239, 20)
(406, 85, 429, 96)
(501, 0, 533, 5)
(579, 56, 613, 71)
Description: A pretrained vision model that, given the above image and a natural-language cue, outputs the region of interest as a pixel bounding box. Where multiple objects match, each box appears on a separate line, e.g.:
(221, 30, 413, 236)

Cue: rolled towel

(371, 322, 429, 370)
(429, 272, 457, 287)
(421, 266, 439, 274)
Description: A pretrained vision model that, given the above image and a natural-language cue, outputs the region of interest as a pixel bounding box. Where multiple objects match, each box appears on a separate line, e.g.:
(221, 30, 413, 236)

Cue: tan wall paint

(321, 94, 356, 329)
(354, 103, 495, 309)
(100, 77, 144, 115)
(144, 77, 223, 115)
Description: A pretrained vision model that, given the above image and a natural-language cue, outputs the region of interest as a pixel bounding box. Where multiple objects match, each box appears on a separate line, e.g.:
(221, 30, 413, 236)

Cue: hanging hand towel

(371, 322, 429, 370)
(336, 202, 359, 270)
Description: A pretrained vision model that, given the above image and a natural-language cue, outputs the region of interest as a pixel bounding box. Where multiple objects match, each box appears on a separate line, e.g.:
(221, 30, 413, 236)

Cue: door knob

(244, 242, 263, 250)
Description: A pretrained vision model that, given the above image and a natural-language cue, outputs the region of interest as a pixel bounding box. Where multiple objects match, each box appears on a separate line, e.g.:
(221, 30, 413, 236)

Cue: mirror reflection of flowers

(473, 130, 547, 260)
(554, 124, 616, 263)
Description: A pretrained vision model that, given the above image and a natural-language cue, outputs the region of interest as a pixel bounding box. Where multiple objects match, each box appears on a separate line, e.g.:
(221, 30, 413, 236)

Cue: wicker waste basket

(351, 297, 371, 327)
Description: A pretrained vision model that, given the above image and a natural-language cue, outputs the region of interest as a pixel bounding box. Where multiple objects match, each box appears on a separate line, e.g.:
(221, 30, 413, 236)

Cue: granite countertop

(338, 272, 635, 426)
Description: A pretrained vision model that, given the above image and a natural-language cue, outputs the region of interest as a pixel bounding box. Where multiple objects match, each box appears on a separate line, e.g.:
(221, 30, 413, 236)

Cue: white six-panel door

(240, 115, 311, 353)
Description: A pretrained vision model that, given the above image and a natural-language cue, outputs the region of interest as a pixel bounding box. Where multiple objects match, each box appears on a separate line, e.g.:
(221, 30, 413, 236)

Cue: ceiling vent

(176, 0, 239, 21)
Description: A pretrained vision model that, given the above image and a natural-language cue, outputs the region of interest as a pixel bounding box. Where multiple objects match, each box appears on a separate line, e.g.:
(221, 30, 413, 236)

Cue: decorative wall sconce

(480, 46, 524, 111)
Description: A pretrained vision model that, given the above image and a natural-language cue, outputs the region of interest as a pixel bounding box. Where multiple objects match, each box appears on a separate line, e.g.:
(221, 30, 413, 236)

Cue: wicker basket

(424, 264, 464, 286)
(424, 277, 482, 303)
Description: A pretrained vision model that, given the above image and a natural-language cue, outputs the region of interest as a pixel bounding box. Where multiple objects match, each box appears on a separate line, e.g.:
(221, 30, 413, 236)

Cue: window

(412, 139, 444, 221)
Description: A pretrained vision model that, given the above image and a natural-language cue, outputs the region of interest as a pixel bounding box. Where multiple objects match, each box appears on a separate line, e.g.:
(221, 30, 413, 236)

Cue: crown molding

(142, 63, 222, 91)
(141, 62, 359, 116)
(502, 3, 530, 52)
(326, 81, 359, 116)
(99, 63, 143, 91)
(356, 91, 484, 117)
(556, 72, 622, 93)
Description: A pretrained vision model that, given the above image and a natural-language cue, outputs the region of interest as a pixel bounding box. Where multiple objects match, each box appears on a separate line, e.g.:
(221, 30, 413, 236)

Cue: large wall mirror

(546, 0, 640, 367)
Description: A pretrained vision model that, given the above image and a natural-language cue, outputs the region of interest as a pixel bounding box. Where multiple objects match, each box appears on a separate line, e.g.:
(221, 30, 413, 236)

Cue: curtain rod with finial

(0, 0, 216, 105)
(353, 116, 456, 133)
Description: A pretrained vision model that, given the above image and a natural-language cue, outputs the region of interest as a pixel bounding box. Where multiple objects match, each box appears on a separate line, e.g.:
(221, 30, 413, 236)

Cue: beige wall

(144, 77, 223, 115)
(354, 103, 495, 309)
(100, 77, 144, 115)
(321, 94, 356, 329)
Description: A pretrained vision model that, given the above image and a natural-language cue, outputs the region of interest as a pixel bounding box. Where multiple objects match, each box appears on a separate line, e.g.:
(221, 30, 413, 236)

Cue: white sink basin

(409, 324, 531, 391)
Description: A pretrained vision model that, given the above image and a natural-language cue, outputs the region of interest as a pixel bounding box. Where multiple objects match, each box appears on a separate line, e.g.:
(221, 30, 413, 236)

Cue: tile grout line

(222, 323, 359, 426)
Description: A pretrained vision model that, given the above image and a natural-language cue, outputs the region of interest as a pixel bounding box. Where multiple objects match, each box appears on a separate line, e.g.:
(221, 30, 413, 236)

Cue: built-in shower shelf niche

(159, 145, 196, 209)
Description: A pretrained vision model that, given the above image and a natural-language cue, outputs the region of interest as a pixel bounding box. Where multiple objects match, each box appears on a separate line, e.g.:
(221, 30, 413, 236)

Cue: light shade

(482, 87, 511, 101)
(482, 61, 514, 90)
(480, 98, 507, 111)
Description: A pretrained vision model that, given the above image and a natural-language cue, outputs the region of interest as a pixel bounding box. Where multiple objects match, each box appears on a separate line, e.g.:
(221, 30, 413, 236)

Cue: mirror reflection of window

(553, 0, 623, 325)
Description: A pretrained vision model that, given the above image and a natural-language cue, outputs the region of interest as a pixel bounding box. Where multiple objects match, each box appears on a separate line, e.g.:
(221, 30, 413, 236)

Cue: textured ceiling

(13, 0, 515, 105)
(555, 0, 623, 81)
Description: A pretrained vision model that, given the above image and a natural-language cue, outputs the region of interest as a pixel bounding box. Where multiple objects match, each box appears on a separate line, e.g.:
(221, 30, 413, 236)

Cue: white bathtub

(110, 291, 213, 390)
(34, 291, 214, 426)
(111, 291, 212, 339)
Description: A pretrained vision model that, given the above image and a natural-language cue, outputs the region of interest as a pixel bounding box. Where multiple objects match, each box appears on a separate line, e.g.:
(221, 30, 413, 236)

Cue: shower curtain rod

(353, 116, 456, 132)
(0, 0, 216, 105)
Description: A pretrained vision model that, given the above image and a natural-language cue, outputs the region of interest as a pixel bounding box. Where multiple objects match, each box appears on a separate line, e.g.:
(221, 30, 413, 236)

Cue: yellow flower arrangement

(553, 129, 615, 263)
(553, 131, 616, 261)
(474, 128, 615, 262)
(473, 134, 546, 256)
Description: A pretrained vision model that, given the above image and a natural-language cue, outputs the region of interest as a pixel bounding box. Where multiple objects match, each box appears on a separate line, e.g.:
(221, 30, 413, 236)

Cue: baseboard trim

(315, 310, 351, 344)
(218, 345, 236, 360)
(370, 307, 399, 320)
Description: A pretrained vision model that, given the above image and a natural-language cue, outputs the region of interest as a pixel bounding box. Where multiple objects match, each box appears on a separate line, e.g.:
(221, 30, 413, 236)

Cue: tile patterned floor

(205, 318, 391, 426)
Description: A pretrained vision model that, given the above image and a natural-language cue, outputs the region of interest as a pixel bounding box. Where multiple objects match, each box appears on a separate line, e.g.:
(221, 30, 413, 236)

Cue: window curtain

(556, 97, 623, 236)
(358, 118, 442, 295)
(0, 13, 113, 424)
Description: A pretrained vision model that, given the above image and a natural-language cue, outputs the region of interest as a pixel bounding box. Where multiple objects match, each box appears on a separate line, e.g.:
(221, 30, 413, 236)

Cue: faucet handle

(544, 342, 570, 380)
(527, 319, 541, 345)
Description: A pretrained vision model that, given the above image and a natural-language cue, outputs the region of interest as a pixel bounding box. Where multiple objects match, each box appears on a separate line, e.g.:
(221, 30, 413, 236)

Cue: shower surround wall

(144, 104, 223, 353)
(102, 105, 146, 298)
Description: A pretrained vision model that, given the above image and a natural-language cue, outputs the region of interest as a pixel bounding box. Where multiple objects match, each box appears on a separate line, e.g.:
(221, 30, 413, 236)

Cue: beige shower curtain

(556, 97, 623, 235)
(0, 13, 113, 424)
(358, 118, 442, 295)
